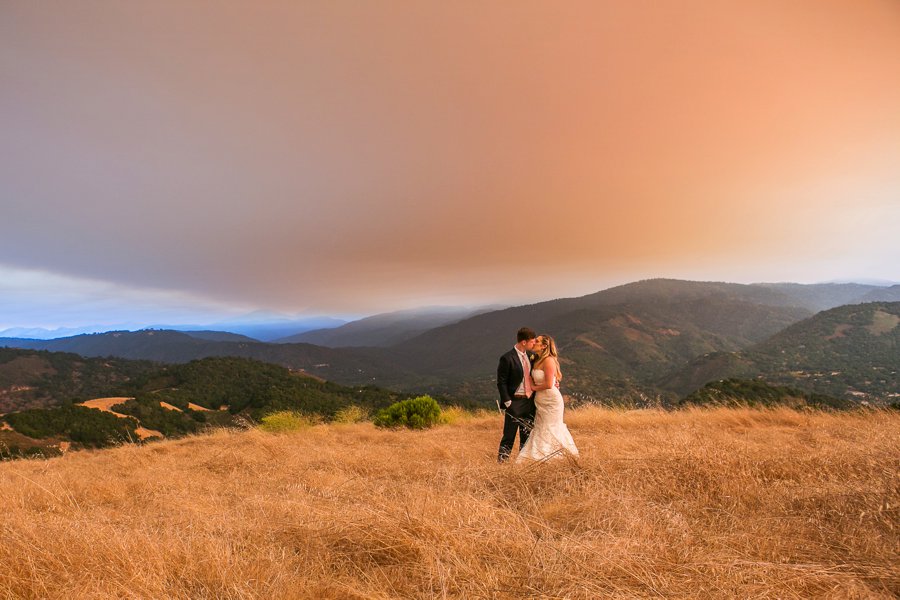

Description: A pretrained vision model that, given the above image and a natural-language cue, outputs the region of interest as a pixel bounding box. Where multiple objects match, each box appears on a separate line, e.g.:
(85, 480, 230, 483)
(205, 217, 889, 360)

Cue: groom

(496, 327, 537, 462)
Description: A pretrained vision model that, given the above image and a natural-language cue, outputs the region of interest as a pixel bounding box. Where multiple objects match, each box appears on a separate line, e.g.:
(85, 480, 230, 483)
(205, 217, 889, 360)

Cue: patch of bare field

(0, 406, 897, 599)
(80, 397, 134, 412)
(80, 397, 163, 440)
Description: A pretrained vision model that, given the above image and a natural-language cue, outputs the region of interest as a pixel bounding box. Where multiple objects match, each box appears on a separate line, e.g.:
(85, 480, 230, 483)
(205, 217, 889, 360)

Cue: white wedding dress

(516, 369, 579, 462)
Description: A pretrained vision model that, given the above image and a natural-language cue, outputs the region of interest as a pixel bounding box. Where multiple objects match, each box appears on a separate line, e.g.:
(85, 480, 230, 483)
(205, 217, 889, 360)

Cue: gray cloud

(2, 1, 899, 322)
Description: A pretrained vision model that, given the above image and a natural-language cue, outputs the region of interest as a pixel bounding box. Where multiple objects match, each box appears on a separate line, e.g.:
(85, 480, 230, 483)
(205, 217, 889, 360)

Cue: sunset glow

(2, 1, 899, 326)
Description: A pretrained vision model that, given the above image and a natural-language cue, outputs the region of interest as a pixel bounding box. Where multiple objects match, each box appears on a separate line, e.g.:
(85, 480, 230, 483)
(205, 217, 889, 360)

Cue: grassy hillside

(385, 280, 814, 402)
(667, 302, 900, 403)
(750, 301, 900, 400)
(0, 406, 896, 598)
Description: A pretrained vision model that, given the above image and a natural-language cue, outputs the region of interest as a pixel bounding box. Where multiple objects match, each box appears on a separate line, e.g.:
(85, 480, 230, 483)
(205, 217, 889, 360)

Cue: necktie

(521, 353, 533, 396)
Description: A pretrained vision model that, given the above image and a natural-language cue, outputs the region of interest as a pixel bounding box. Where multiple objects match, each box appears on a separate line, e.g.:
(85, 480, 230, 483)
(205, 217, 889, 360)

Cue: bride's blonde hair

(534, 334, 562, 381)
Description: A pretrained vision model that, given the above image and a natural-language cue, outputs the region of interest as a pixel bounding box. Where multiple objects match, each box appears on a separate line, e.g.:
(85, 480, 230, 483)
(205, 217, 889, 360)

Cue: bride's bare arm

(531, 358, 558, 390)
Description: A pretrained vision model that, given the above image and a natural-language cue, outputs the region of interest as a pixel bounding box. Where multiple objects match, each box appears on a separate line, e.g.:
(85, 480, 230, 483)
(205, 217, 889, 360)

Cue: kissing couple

(496, 327, 579, 463)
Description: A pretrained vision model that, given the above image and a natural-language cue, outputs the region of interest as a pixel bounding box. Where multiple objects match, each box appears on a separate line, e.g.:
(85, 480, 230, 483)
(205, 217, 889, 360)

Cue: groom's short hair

(517, 327, 537, 342)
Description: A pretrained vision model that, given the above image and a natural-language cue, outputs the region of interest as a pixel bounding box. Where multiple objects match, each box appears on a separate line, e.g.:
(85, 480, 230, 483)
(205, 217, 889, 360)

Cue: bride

(516, 334, 579, 463)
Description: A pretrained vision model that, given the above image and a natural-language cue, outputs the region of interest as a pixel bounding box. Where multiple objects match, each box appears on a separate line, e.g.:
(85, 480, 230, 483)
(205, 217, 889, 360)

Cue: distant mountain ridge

(5, 279, 888, 342)
(1, 279, 818, 399)
(180, 330, 259, 343)
(0, 330, 406, 386)
(205, 312, 347, 341)
(0, 314, 348, 343)
(277, 305, 503, 347)
(2, 279, 898, 405)
(858, 285, 900, 303)
(754, 282, 900, 311)
(0, 325, 135, 340)
(380, 279, 819, 400)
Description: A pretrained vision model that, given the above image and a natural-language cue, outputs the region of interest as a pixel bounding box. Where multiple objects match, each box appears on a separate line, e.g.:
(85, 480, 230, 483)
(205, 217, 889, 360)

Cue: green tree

(373, 395, 442, 429)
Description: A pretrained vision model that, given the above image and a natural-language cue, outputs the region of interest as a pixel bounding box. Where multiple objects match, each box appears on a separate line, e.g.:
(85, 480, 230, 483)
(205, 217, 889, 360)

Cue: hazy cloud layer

(0, 265, 249, 329)
(2, 1, 899, 323)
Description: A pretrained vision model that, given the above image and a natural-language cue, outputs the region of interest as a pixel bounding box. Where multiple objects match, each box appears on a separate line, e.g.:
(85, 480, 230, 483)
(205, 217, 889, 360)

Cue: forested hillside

(664, 302, 900, 403)
(0, 354, 424, 458)
(0, 348, 157, 413)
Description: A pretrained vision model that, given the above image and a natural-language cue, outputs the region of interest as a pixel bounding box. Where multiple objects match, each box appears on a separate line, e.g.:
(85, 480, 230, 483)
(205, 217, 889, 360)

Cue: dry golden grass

(0, 406, 897, 599)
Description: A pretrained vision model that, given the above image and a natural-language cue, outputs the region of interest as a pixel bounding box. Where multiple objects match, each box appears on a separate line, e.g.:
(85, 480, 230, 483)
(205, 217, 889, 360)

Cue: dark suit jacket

(496, 348, 535, 416)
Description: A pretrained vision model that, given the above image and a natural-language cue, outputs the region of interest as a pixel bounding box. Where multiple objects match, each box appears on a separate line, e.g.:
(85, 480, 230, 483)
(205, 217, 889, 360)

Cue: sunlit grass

(258, 410, 318, 433)
(437, 405, 480, 425)
(0, 406, 897, 598)
(331, 405, 369, 424)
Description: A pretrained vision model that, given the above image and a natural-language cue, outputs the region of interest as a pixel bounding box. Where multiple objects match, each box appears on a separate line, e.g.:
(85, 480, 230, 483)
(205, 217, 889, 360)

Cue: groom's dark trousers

(496, 348, 536, 462)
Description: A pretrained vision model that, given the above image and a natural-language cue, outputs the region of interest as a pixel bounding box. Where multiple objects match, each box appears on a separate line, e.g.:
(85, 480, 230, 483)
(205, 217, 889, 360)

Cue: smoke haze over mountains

(2, 1, 899, 327)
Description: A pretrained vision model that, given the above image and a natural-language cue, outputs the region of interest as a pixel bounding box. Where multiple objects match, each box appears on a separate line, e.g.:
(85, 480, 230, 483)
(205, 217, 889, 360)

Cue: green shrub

(259, 411, 318, 433)
(373, 395, 441, 429)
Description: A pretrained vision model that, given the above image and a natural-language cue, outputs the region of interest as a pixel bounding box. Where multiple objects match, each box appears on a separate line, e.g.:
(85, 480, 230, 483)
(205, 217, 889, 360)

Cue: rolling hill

(663, 301, 900, 403)
(754, 282, 900, 311)
(2, 289, 897, 461)
(0, 329, 408, 386)
(180, 330, 260, 343)
(2, 280, 897, 405)
(276, 305, 502, 347)
(203, 312, 347, 341)
(0, 352, 423, 456)
(379, 279, 816, 400)
(858, 284, 900, 303)
(0, 348, 158, 414)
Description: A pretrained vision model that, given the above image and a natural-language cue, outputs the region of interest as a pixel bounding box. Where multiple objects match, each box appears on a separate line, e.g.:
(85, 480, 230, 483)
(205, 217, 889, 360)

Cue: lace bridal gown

(516, 369, 578, 462)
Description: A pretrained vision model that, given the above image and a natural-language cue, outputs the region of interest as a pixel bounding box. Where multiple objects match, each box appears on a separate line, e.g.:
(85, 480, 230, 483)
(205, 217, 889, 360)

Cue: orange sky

(1, 1, 899, 321)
